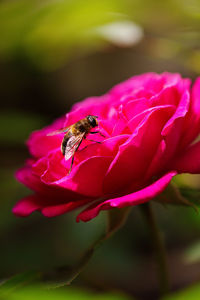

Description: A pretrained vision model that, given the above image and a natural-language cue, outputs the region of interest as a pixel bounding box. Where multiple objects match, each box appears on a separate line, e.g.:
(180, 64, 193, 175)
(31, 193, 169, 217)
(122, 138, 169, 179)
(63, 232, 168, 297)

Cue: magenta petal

(76, 134, 130, 162)
(172, 141, 200, 173)
(112, 106, 130, 136)
(127, 105, 175, 132)
(12, 195, 43, 217)
(70, 95, 113, 120)
(103, 105, 175, 194)
(16, 166, 90, 201)
(180, 78, 200, 148)
(13, 194, 92, 218)
(51, 156, 112, 197)
(122, 98, 149, 120)
(40, 150, 68, 183)
(109, 72, 186, 99)
(191, 77, 200, 116)
(16, 166, 49, 195)
(161, 90, 190, 162)
(162, 90, 190, 136)
(27, 131, 62, 158)
(145, 139, 166, 180)
(77, 171, 177, 222)
(41, 198, 91, 217)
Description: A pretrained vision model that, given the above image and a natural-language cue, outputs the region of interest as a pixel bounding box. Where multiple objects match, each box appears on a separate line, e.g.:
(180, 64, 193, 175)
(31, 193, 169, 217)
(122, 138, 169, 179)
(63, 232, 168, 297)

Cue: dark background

(1, 1, 200, 299)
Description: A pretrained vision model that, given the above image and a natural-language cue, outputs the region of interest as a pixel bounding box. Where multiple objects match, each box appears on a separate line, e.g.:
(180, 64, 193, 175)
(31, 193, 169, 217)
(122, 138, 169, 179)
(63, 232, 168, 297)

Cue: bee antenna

(94, 116, 98, 118)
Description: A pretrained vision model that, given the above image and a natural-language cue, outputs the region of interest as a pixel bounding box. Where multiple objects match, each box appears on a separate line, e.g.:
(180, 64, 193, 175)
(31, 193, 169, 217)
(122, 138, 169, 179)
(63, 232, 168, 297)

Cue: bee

(48, 115, 104, 174)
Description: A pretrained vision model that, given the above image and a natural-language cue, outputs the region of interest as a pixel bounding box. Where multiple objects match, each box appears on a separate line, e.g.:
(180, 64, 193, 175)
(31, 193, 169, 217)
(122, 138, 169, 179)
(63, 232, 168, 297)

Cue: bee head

(87, 115, 98, 128)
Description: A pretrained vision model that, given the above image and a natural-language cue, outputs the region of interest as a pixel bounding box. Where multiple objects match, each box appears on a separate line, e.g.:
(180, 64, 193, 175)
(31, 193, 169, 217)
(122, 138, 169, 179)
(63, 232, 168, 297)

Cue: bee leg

(85, 138, 102, 144)
(79, 141, 100, 153)
(99, 132, 106, 138)
(68, 154, 75, 175)
(78, 145, 89, 152)
(90, 131, 105, 137)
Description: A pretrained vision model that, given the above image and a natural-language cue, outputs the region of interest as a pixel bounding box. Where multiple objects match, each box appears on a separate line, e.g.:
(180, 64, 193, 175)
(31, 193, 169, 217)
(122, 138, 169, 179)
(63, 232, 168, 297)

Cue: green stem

(141, 202, 169, 295)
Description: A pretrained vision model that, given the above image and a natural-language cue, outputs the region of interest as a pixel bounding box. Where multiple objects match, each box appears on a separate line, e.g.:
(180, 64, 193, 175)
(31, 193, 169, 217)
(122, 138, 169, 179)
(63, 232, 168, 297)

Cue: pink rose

(13, 72, 200, 222)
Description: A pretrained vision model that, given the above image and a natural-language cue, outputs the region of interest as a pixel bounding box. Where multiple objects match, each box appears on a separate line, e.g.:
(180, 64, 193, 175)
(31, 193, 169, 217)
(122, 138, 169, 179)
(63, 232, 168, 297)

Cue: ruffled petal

(41, 198, 91, 217)
(77, 171, 177, 222)
(50, 156, 112, 197)
(70, 95, 114, 121)
(145, 140, 166, 180)
(13, 195, 46, 217)
(75, 134, 129, 162)
(13, 194, 91, 217)
(112, 105, 130, 136)
(191, 77, 200, 115)
(103, 105, 175, 195)
(15, 166, 89, 200)
(122, 97, 149, 120)
(161, 90, 190, 162)
(39, 150, 68, 183)
(109, 72, 187, 99)
(172, 141, 200, 174)
(162, 91, 190, 136)
(179, 78, 200, 148)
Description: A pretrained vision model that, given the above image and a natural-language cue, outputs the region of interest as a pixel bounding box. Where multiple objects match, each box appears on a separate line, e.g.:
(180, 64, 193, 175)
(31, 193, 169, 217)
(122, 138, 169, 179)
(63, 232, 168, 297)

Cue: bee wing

(64, 133, 85, 161)
(47, 126, 70, 136)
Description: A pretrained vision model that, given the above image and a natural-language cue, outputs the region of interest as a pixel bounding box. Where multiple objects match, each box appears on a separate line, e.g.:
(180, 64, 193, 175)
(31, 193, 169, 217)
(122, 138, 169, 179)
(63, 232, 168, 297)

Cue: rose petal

(122, 97, 149, 120)
(40, 150, 68, 183)
(50, 156, 112, 197)
(127, 105, 175, 132)
(109, 72, 185, 99)
(41, 198, 91, 217)
(160, 90, 190, 164)
(172, 141, 200, 173)
(145, 139, 166, 180)
(16, 166, 89, 200)
(77, 171, 177, 222)
(75, 134, 129, 162)
(70, 95, 113, 121)
(112, 105, 130, 136)
(13, 194, 91, 217)
(162, 91, 190, 136)
(191, 78, 200, 115)
(13, 195, 45, 217)
(180, 78, 200, 148)
(150, 86, 179, 107)
(103, 105, 175, 195)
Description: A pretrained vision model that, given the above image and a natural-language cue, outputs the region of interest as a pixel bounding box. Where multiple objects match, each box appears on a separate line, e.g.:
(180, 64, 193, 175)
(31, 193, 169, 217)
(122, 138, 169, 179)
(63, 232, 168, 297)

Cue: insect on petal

(65, 134, 85, 161)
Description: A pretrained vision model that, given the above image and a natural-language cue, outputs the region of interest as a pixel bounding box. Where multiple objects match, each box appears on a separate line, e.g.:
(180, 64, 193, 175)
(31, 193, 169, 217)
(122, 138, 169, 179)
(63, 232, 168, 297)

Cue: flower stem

(141, 202, 169, 295)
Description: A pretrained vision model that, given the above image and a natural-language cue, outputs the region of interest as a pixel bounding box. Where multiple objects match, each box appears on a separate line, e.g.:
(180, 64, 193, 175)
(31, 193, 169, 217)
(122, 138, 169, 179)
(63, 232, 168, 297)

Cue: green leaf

(162, 283, 200, 300)
(154, 182, 198, 211)
(0, 271, 40, 296)
(0, 285, 132, 300)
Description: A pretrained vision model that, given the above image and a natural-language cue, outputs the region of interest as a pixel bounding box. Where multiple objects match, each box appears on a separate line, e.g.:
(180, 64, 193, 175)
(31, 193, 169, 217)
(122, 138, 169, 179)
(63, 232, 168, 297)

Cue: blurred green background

(1, 0, 200, 299)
